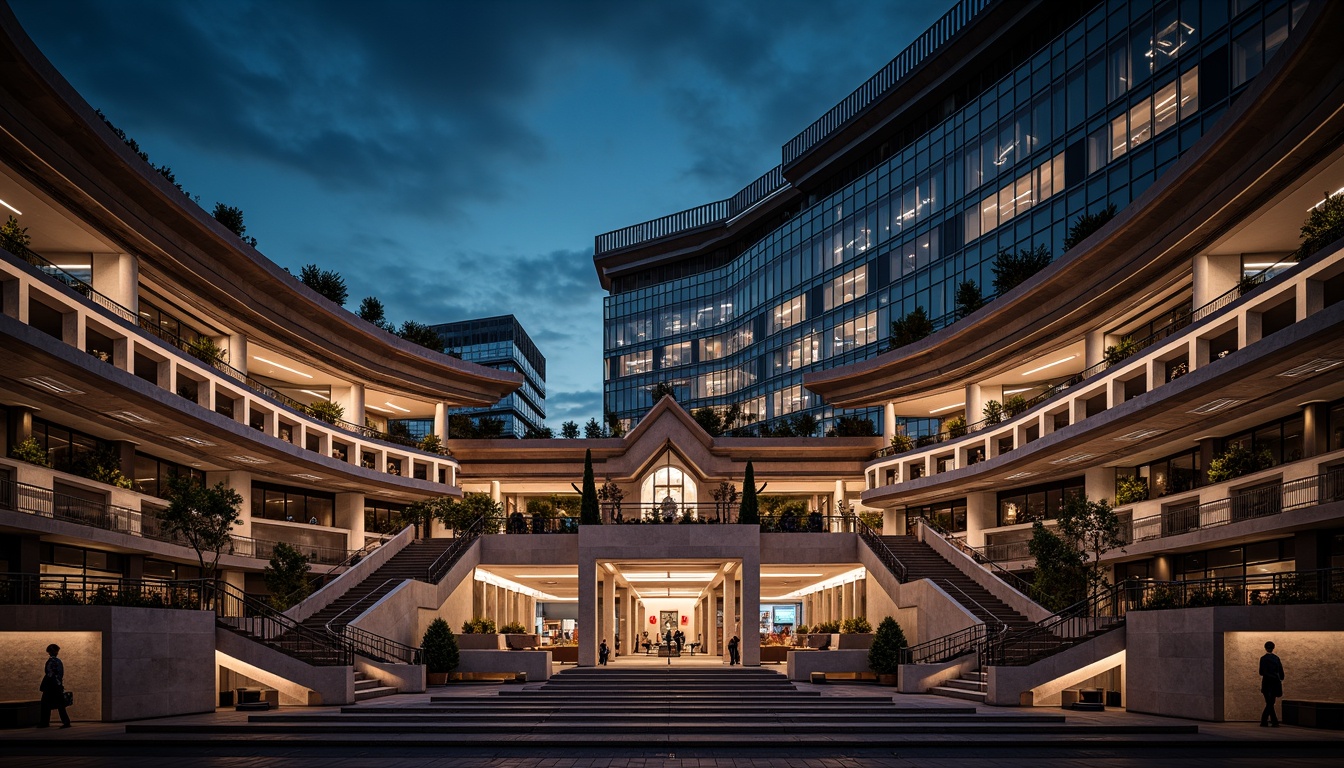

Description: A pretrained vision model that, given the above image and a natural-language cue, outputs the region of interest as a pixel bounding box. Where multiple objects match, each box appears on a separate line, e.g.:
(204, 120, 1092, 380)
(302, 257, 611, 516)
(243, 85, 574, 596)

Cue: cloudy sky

(12, 0, 946, 428)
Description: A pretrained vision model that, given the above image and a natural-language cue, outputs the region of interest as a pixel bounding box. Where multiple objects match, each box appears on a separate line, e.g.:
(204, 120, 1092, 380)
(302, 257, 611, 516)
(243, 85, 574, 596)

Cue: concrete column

(845, 580, 857, 621)
(1084, 465, 1113, 504)
(578, 560, 599, 666)
(3, 405, 31, 459)
(1084, 328, 1107, 369)
(721, 571, 736, 664)
(90, 251, 138, 312)
(473, 577, 485, 618)
(346, 383, 366, 428)
(881, 507, 901, 535)
(964, 491, 997, 548)
(490, 480, 501, 505)
(434, 402, 449, 443)
(882, 402, 897, 442)
(1193, 253, 1241, 308)
(334, 492, 365, 551)
(1303, 401, 1329, 458)
(225, 333, 248, 375)
(740, 557, 760, 667)
(207, 470, 253, 539)
(965, 383, 984, 424)
(601, 573, 616, 651)
(834, 480, 846, 517)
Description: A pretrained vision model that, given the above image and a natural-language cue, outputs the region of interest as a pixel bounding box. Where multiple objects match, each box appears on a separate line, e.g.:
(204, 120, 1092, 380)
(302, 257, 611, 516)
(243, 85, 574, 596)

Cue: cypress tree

(739, 461, 759, 524)
(580, 449, 601, 525)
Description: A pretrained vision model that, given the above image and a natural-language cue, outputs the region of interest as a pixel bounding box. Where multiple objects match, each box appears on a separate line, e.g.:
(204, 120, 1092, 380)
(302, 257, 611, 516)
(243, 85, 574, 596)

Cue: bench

(0, 700, 40, 729)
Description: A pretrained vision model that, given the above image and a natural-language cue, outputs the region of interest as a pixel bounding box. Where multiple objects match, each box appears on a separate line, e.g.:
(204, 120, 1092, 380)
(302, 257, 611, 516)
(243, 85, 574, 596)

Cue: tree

(605, 410, 626, 438)
(954, 280, 985, 319)
(212, 203, 257, 247)
(397, 320, 444, 351)
(650, 381, 676, 402)
(580, 449, 601, 525)
(692, 407, 724, 436)
(1296, 191, 1344, 259)
(787, 413, 818, 437)
(162, 477, 243, 580)
(1063, 203, 1118, 251)
(1027, 522, 1087, 612)
(262, 542, 311, 610)
(475, 416, 506, 439)
(583, 418, 604, 439)
(299, 264, 349, 306)
(1056, 494, 1125, 600)
(827, 415, 876, 437)
(96, 108, 189, 196)
(560, 420, 580, 439)
(991, 244, 1052, 295)
(888, 306, 934, 349)
(422, 617, 460, 676)
(0, 215, 31, 255)
(867, 616, 908, 676)
(739, 461, 759, 525)
(357, 296, 394, 331)
(522, 423, 554, 439)
(424, 492, 502, 534)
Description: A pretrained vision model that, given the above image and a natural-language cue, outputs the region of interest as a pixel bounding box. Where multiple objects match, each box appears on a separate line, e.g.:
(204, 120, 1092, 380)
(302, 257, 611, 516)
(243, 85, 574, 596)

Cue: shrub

(418, 433, 445, 455)
(185, 335, 226, 365)
(1295, 191, 1344, 259)
(841, 616, 872, 634)
(9, 437, 50, 467)
(888, 306, 935, 349)
(1114, 475, 1149, 506)
(992, 245, 1053, 294)
(889, 433, 914, 453)
(1003, 394, 1029, 417)
(1186, 585, 1239, 608)
(1063, 203, 1117, 251)
(87, 462, 134, 489)
(812, 620, 841, 634)
(263, 542, 312, 610)
(1207, 444, 1274, 483)
(461, 617, 497, 634)
(795, 623, 809, 634)
(1140, 584, 1181, 610)
(1103, 336, 1140, 366)
(422, 618, 460, 675)
(867, 616, 908, 675)
(304, 399, 345, 424)
(954, 280, 985, 319)
(499, 621, 529, 635)
(982, 400, 1004, 425)
(944, 415, 968, 438)
(0, 214, 32, 254)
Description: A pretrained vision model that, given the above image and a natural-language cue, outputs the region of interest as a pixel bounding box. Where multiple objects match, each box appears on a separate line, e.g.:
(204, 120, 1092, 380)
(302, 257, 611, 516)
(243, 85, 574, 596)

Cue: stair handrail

(426, 515, 486, 584)
(323, 577, 424, 664)
(985, 581, 1129, 667)
(913, 516, 1049, 606)
(933, 577, 998, 623)
(207, 580, 354, 666)
(275, 535, 388, 609)
(856, 518, 908, 582)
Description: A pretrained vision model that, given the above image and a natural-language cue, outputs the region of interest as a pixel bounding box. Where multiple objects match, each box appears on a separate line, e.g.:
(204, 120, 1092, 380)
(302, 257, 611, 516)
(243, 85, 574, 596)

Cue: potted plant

(422, 618, 459, 685)
(838, 616, 875, 649)
(868, 616, 907, 685)
(457, 617, 501, 649)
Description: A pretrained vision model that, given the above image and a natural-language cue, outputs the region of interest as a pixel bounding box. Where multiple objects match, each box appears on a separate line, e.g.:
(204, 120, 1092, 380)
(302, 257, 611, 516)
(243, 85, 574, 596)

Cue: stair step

(927, 685, 988, 702)
(353, 686, 399, 701)
(943, 678, 988, 692)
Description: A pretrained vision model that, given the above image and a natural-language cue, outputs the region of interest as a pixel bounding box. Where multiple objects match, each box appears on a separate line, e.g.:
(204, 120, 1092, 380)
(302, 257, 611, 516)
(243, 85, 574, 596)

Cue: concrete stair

(126, 666, 1200, 744)
(300, 538, 457, 635)
(353, 670, 398, 702)
(880, 535, 1034, 630)
(929, 670, 988, 702)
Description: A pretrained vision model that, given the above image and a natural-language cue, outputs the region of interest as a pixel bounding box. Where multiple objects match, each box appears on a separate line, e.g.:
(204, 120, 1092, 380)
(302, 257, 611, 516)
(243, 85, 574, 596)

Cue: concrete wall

(287, 524, 415, 624)
(916, 520, 1051, 623)
(0, 605, 215, 721)
(348, 538, 481, 648)
(1126, 605, 1344, 722)
(987, 630, 1126, 706)
(456, 649, 551, 681)
(215, 628, 352, 706)
(857, 541, 978, 644)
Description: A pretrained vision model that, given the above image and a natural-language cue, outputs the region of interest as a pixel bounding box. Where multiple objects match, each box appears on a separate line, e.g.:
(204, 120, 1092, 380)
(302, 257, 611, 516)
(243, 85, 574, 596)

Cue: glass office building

(597, 0, 1307, 437)
(429, 315, 547, 438)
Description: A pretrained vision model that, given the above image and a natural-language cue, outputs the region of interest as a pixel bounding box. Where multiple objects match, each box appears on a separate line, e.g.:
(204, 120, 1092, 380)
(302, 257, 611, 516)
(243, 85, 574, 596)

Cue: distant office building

(429, 315, 546, 438)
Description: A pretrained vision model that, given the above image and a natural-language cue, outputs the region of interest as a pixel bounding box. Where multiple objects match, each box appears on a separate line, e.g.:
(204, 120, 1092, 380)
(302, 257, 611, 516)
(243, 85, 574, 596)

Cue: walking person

(1259, 640, 1285, 727)
(37, 643, 71, 729)
(728, 635, 740, 666)
(599, 639, 610, 666)
(674, 629, 684, 653)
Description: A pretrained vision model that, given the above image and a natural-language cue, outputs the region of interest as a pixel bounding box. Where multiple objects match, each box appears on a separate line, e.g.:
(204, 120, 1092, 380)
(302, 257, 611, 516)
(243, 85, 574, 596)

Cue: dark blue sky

(12, 0, 947, 428)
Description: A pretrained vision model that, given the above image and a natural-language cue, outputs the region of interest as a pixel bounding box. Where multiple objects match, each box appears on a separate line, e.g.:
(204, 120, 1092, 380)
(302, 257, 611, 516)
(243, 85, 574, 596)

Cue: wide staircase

(126, 667, 1199, 744)
(299, 537, 459, 636)
(879, 535, 1035, 631)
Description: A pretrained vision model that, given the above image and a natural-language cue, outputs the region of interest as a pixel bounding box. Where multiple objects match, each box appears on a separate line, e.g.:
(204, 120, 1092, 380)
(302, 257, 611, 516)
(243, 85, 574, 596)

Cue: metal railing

(323, 578, 424, 665)
(913, 516, 1045, 605)
(610, 501, 740, 524)
(900, 621, 1002, 666)
(985, 583, 1127, 667)
(1127, 568, 1344, 610)
(426, 516, 485, 584)
(760, 513, 857, 533)
(783, 0, 993, 164)
(500, 513, 580, 534)
(856, 518, 908, 582)
(972, 540, 1032, 563)
(209, 580, 354, 666)
(1, 478, 356, 566)
(1127, 466, 1344, 544)
(0, 572, 212, 609)
(3, 242, 437, 457)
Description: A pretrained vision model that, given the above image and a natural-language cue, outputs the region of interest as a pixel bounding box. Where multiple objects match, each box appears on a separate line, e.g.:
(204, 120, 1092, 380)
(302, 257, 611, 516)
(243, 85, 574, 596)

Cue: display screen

(773, 606, 796, 624)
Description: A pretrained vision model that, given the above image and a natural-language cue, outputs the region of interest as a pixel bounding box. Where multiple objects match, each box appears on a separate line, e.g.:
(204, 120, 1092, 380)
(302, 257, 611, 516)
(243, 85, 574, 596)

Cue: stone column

(90, 251, 138, 312)
(964, 491, 997, 548)
(1084, 328, 1106, 369)
(434, 402, 449, 443)
(601, 573, 616, 651)
(722, 572, 736, 664)
(1303, 401, 1329, 458)
(834, 479, 846, 518)
(346, 383, 366, 428)
(740, 556, 761, 667)
(473, 577, 485, 618)
(883, 402, 896, 443)
(578, 559, 599, 666)
(1192, 253, 1241, 307)
(335, 492, 365, 551)
(225, 333, 248, 375)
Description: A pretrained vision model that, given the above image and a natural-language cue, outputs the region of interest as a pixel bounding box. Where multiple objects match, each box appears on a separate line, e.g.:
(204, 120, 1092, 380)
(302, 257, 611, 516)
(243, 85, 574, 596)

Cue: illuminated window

(771, 295, 806, 334)
(661, 341, 691, 369)
(775, 334, 820, 372)
(831, 312, 878, 356)
(824, 265, 868, 311)
(771, 385, 810, 417)
(619, 350, 652, 377)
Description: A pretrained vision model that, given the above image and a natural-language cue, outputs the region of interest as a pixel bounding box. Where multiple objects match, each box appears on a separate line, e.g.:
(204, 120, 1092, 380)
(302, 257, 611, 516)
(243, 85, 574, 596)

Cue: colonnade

(801, 577, 866, 627)
(472, 579, 537, 630)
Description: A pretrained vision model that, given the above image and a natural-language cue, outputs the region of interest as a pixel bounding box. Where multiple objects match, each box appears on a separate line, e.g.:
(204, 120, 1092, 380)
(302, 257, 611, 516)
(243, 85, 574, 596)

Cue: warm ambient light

(1022, 354, 1077, 376)
(1310, 186, 1344, 210)
(623, 572, 719, 582)
(252, 355, 313, 379)
(0, 198, 21, 215)
(383, 401, 411, 413)
(299, 390, 329, 400)
(929, 402, 965, 414)
(364, 404, 394, 414)
(515, 574, 578, 579)
(761, 573, 824, 578)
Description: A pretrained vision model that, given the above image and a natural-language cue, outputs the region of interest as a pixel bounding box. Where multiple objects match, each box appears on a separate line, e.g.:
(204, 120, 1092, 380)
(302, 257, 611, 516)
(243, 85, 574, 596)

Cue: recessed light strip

(1022, 355, 1078, 376)
(252, 355, 314, 379)
(0, 199, 21, 215)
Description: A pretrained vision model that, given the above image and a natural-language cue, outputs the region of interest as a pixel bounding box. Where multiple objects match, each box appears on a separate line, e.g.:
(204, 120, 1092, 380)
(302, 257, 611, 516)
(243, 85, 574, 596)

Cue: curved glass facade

(603, 0, 1304, 436)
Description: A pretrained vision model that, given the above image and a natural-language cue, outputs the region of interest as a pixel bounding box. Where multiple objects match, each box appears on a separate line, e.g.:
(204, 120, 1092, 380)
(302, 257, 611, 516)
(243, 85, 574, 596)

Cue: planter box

(458, 634, 503, 650)
(837, 633, 874, 650)
(760, 646, 789, 664)
(504, 634, 540, 650)
(549, 646, 578, 664)
(427, 672, 451, 686)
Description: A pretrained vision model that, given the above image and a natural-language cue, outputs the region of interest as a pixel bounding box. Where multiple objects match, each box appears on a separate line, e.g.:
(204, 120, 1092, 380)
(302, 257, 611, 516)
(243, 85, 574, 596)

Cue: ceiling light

(1022, 355, 1078, 376)
(929, 402, 965, 414)
(226, 455, 269, 465)
(0, 199, 21, 215)
(299, 390, 329, 400)
(21, 376, 83, 395)
(515, 574, 578, 579)
(1003, 387, 1032, 395)
(291, 473, 322, 482)
(1188, 398, 1244, 415)
(1309, 187, 1344, 210)
(252, 355, 313, 379)
(1278, 359, 1343, 377)
(623, 572, 718, 582)
(107, 410, 155, 425)
(760, 573, 824, 578)
(383, 401, 411, 413)
(364, 404, 394, 414)
(1005, 471, 1036, 480)
(1115, 428, 1167, 441)
(171, 435, 216, 447)
(1049, 453, 1096, 465)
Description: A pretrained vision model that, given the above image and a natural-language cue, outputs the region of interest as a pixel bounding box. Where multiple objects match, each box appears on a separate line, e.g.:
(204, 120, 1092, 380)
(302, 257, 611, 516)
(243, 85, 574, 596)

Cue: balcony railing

(609, 501, 741, 525)
(1126, 568, 1344, 609)
(0, 478, 356, 565)
(1127, 466, 1344, 544)
(0, 572, 212, 609)
(4, 243, 436, 456)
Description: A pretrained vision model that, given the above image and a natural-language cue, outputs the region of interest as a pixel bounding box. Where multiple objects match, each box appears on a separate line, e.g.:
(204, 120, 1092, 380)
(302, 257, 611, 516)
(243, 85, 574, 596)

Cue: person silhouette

(37, 643, 71, 728)
(599, 639, 610, 666)
(1259, 640, 1285, 727)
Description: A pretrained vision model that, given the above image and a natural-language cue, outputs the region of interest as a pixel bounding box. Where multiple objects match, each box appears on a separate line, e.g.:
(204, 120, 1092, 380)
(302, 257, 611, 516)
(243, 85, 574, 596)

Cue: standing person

(728, 635, 740, 666)
(599, 639, 610, 666)
(1259, 640, 1285, 727)
(674, 629, 684, 653)
(37, 643, 71, 729)
(664, 628, 673, 649)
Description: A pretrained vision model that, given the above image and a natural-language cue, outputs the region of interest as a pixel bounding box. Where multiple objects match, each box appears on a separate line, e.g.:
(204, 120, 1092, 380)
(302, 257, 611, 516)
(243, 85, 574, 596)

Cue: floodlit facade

(1, 0, 1343, 729)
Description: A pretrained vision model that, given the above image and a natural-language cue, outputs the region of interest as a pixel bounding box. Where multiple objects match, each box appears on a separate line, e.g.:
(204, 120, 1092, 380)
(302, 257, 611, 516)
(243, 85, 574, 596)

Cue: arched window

(640, 464, 698, 519)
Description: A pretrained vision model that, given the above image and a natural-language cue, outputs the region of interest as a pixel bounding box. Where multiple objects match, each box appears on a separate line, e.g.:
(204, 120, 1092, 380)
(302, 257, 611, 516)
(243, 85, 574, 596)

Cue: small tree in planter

(304, 399, 344, 424)
(422, 618, 459, 685)
(739, 461, 760, 525)
(868, 616, 908, 684)
(9, 437, 50, 467)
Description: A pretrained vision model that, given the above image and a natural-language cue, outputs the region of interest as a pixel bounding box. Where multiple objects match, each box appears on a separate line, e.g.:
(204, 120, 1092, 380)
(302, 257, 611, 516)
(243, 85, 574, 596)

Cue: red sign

(680, 615, 689, 626)
(649, 615, 656, 624)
